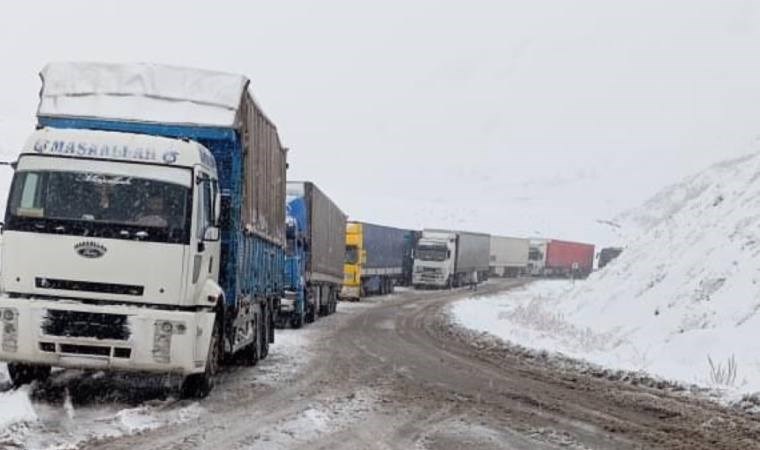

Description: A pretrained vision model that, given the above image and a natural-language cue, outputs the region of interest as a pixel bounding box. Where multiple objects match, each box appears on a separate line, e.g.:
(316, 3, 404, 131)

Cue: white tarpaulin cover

(38, 62, 249, 128)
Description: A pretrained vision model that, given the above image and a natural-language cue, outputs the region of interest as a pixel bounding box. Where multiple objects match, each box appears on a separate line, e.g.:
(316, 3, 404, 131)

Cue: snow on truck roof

(38, 62, 256, 128)
(22, 127, 217, 172)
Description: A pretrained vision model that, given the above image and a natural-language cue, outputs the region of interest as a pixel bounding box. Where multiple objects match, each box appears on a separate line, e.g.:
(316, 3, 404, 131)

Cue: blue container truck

(280, 182, 346, 328)
(0, 62, 287, 397)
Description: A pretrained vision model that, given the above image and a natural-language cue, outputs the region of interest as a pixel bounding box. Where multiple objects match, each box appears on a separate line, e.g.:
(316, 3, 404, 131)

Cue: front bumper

(413, 273, 446, 287)
(0, 297, 215, 376)
(340, 286, 360, 300)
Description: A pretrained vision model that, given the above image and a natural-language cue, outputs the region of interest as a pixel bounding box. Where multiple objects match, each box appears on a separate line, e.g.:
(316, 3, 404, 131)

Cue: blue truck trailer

(280, 182, 346, 328)
(0, 62, 286, 397)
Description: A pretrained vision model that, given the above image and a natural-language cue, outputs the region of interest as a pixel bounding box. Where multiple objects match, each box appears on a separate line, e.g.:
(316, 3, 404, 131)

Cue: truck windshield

(345, 245, 359, 264)
(417, 245, 447, 262)
(5, 170, 191, 244)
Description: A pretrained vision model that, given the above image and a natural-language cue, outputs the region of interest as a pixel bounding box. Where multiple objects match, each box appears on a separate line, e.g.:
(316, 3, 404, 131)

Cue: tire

(181, 318, 221, 398)
(260, 306, 270, 359)
(8, 363, 50, 387)
(291, 311, 304, 329)
(238, 315, 260, 367)
(306, 303, 316, 324)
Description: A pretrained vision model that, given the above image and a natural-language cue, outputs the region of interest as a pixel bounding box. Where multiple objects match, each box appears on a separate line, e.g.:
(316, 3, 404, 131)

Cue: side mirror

(203, 226, 220, 242)
(360, 250, 367, 265)
(214, 192, 221, 226)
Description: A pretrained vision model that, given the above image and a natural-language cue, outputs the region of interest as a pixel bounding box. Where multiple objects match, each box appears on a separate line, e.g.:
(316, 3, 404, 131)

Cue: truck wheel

(291, 311, 304, 329)
(8, 363, 50, 387)
(181, 319, 221, 398)
(238, 316, 260, 367)
(306, 304, 316, 323)
(260, 307, 270, 359)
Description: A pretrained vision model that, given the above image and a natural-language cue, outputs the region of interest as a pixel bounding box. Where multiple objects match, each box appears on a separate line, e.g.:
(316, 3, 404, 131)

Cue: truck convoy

(280, 182, 346, 327)
(528, 239, 595, 278)
(0, 62, 604, 404)
(0, 62, 287, 397)
(412, 229, 490, 289)
(489, 235, 530, 277)
(342, 221, 415, 300)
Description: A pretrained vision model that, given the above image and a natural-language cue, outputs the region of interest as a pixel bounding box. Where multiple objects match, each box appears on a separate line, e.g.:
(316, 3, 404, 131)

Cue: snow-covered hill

(454, 151, 760, 398)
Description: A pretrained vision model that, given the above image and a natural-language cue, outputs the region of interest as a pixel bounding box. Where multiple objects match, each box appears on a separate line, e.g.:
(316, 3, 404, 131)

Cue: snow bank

(453, 152, 760, 399)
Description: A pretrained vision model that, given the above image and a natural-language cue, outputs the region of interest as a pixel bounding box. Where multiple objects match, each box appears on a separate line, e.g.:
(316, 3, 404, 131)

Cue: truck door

(191, 171, 221, 302)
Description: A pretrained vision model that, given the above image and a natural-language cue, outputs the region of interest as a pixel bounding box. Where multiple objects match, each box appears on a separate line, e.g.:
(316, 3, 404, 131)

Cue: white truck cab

(0, 127, 223, 381)
(412, 230, 456, 288)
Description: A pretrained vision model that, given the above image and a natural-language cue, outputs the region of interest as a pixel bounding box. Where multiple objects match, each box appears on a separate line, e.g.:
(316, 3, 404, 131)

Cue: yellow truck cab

(342, 222, 364, 299)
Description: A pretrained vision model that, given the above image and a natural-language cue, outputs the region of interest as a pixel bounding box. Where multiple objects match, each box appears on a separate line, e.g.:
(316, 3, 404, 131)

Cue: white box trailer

(490, 235, 529, 277)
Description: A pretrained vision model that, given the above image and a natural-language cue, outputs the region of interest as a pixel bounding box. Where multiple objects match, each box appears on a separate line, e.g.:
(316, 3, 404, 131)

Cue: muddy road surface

(9, 279, 760, 449)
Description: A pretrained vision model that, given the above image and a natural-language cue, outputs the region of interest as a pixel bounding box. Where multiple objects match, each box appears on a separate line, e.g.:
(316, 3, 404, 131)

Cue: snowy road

(3, 280, 760, 449)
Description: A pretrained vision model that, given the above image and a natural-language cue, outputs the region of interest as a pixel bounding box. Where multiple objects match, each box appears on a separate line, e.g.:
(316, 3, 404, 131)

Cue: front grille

(36, 278, 144, 296)
(42, 309, 130, 340)
(59, 344, 110, 356)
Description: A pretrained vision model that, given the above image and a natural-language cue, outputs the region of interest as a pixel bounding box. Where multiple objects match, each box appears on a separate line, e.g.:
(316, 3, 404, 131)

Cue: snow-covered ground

(453, 152, 760, 401)
(0, 325, 323, 449)
(0, 383, 205, 450)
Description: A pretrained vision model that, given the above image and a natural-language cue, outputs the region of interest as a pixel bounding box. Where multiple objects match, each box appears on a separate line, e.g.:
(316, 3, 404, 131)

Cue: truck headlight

(1, 308, 18, 353)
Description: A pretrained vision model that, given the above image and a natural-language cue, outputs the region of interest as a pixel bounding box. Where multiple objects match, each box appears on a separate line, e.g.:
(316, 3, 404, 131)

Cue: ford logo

(74, 241, 107, 258)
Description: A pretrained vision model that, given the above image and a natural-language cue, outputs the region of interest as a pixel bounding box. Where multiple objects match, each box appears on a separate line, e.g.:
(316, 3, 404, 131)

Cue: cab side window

(196, 176, 213, 239)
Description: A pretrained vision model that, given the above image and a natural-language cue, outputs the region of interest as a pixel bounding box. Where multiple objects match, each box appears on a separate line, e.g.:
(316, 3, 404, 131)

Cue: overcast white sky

(0, 0, 758, 245)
